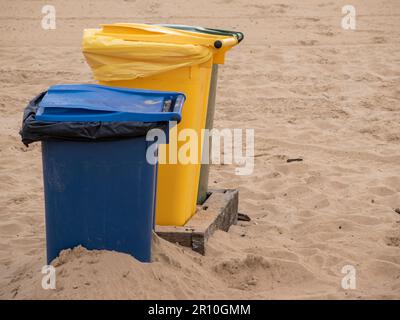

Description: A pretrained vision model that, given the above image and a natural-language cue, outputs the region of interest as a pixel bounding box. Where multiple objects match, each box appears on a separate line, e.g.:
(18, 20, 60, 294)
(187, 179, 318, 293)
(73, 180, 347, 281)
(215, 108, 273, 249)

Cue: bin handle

(172, 94, 185, 118)
(214, 37, 238, 49)
(214, 31, 244, 48)
(235, 31, 244, 42)
(215, 30, 244, 43)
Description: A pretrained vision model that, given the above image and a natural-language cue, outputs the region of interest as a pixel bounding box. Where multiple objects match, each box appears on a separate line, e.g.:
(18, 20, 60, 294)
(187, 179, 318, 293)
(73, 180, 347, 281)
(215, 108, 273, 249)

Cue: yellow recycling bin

(82, 23, 239, 226)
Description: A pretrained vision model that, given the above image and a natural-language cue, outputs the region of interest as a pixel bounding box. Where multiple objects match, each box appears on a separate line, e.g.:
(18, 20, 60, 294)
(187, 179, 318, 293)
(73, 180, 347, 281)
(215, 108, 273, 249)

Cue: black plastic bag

(20, 92, 165, 146)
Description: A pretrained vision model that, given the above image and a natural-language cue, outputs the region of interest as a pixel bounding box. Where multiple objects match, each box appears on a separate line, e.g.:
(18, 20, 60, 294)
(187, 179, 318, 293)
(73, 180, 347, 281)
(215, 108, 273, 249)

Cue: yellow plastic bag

(82, 29, 213, 81)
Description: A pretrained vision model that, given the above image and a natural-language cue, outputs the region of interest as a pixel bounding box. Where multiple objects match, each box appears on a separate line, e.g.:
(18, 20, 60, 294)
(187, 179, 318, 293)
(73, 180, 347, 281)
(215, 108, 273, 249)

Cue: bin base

(155, 189, 238, 255)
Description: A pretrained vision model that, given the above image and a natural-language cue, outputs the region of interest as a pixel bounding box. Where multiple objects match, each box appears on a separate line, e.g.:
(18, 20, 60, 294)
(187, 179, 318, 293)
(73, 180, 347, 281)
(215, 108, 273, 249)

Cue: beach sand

(0, 0, 399, 299)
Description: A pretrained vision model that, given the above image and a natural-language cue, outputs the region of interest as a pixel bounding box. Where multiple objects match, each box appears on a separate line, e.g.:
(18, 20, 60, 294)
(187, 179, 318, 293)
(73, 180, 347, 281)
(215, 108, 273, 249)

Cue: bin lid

(156, 24, 243, 64)
(36, 84, 185, 123)
(91, 23, 242, 64)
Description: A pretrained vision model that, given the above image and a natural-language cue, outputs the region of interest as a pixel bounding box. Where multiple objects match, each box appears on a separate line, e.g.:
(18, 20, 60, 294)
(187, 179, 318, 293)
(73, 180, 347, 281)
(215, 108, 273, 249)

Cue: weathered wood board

(155, 189, 239, 254)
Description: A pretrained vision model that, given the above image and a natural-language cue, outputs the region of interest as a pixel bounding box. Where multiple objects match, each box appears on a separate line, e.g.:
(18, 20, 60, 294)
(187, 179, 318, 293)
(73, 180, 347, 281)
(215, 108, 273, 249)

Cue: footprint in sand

(318, 31, 335, 37)
(385, 236, 400, 248)
(213, 254, 318, 291)
(372, 36, 386, 44)
(0, 223, 23, 237)
(368, 186, 396, 197)
(299, 40, 319, 46)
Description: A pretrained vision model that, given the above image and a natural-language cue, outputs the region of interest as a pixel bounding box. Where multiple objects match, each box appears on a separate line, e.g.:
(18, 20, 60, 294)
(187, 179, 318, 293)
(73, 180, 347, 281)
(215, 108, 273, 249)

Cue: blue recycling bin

(35, 84, 184, 263)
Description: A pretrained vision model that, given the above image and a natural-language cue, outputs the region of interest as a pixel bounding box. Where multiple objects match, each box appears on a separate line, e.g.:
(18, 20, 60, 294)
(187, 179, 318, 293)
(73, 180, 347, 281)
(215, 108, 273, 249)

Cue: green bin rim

(154, 24, 244, 42)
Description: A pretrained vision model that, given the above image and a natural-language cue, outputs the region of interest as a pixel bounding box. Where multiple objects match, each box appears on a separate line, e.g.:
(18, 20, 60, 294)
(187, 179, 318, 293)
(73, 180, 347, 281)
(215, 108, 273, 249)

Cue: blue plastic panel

(42, 137, 158, 263)
(36, 84, 185, 123)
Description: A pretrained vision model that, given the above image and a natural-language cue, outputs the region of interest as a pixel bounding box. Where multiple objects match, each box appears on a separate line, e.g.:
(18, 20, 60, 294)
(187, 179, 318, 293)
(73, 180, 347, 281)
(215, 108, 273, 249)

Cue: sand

(0, 0, 400, 299)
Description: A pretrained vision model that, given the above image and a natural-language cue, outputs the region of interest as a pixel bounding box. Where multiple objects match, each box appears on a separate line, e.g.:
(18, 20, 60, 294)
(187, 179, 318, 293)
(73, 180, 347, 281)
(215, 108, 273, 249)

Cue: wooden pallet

(155, 189, 239, 254)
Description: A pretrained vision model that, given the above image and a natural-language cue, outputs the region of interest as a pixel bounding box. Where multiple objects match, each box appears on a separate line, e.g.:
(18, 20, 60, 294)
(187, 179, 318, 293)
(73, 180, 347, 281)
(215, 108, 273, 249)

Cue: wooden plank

(155, 189, 239, 254)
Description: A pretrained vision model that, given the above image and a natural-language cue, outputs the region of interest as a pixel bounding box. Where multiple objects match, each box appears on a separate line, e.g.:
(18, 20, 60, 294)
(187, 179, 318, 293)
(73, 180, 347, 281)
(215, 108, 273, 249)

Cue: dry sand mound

(0, 234, 339, 299)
